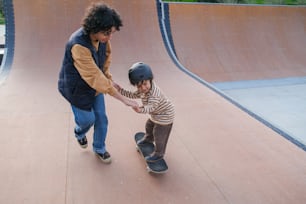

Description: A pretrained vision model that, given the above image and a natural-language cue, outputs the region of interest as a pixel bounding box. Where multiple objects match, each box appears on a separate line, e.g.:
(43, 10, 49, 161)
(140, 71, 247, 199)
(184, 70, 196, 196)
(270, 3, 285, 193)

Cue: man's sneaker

(77, 136, 88, 148)
(145, 154, 163, 163)
(96, 151, 112, 164)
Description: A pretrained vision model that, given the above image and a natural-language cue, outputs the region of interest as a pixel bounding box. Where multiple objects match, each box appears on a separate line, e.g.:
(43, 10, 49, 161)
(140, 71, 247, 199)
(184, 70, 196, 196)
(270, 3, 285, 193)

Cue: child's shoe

(137, 137, 153, 146)
(145, 154, 163, 163)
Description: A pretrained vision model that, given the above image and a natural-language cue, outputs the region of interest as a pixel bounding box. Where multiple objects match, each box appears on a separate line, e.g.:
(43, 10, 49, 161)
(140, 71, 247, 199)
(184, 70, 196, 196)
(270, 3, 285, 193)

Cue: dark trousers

(144, 119, 173, 157)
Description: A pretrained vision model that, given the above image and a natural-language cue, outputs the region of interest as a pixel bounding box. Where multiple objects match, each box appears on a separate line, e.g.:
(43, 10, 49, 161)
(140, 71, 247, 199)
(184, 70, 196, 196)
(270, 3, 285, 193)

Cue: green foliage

(0, 0, 4, 24)
(284, 0, 304, 5)
(256, 0, 265, 4)
(0, 11, 4, 25)
(166, 0, 198, 1)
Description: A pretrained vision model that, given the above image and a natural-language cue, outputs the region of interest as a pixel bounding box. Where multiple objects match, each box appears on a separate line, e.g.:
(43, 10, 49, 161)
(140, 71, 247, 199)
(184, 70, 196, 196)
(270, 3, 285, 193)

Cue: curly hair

(82, 2, 123, 35)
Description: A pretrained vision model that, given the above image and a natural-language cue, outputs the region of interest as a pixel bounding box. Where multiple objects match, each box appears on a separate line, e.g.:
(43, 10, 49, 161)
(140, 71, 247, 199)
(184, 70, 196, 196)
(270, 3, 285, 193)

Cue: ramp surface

(166, 3, 306, 148)
(168, 4, 306, 83)
(0, 1, 305, 204)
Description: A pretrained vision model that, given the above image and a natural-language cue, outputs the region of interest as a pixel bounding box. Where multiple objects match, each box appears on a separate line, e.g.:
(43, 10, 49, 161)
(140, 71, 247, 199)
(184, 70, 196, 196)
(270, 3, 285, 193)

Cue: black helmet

(128, 62, 153, 85)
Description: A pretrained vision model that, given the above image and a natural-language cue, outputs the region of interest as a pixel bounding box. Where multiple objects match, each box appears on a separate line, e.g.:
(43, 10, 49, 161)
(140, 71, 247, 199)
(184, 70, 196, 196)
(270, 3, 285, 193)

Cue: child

(114, 62, 175, 162)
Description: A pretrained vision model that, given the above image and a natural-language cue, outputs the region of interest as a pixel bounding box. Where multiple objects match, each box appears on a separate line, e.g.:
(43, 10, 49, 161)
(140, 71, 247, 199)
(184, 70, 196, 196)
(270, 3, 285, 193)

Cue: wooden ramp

(0, 1, 305, 203)
(168, 3, 306, 82)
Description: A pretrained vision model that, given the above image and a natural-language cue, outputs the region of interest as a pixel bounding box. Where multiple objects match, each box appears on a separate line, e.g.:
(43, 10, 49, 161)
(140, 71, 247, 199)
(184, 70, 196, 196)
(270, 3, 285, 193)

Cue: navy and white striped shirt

(119, 82, 175, 125)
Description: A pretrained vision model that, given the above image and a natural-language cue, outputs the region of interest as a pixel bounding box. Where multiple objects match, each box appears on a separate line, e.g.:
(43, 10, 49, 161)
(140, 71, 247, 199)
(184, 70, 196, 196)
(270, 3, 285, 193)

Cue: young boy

(114, 62, 175, 162)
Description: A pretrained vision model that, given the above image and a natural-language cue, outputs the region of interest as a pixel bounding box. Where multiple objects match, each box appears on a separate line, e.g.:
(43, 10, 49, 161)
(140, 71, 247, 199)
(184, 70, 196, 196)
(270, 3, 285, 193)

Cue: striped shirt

(119, 82, 175, 125)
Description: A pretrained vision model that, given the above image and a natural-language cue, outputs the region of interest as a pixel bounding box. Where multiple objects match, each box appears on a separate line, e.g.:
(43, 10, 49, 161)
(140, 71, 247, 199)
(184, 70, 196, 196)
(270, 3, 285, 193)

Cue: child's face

(136, 80, 151, 94)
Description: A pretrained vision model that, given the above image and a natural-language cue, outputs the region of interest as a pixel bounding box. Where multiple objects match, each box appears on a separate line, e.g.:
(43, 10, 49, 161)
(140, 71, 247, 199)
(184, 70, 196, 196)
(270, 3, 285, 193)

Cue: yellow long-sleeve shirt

(71, 41, 116, 96)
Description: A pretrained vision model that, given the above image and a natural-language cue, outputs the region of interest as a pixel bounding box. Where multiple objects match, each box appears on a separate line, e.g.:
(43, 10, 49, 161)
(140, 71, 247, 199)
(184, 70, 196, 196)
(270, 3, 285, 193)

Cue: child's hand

(125, 99, 138, 108)
(132, 106, 141, 113)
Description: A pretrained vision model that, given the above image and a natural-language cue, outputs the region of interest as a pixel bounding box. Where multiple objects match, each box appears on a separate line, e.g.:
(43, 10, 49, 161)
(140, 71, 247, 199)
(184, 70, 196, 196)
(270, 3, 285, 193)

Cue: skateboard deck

(134, 132, 168, 173)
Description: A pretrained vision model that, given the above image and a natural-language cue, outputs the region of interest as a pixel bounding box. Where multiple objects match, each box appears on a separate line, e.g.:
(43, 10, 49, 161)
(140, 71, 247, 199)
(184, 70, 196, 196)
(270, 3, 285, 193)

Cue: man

(58, 2, 137, 163)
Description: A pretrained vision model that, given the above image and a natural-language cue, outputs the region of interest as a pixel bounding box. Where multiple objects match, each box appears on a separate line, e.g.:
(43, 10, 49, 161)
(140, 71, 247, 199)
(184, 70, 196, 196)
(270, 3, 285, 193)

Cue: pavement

(213, 77, 306, 147)
(0, 24, 4, 43)
(0, 1, 305, 204)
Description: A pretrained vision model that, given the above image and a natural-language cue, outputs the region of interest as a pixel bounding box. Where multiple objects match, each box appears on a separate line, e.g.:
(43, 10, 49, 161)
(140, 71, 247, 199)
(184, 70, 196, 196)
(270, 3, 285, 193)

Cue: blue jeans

(71, 94, 108, 154)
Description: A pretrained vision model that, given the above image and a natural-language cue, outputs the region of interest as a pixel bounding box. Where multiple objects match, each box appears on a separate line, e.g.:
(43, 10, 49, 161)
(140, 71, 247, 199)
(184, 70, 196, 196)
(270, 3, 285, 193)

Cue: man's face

(91, 27, 116, 43)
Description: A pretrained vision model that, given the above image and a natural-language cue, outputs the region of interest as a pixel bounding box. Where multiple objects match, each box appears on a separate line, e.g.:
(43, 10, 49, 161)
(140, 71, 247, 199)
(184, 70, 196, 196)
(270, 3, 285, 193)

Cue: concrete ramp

(0, 1, 305, 204)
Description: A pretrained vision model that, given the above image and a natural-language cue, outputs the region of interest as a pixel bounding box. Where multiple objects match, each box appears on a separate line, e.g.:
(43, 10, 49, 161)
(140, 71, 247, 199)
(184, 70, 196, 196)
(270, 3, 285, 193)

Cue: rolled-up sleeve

(71, 44, 116, 95)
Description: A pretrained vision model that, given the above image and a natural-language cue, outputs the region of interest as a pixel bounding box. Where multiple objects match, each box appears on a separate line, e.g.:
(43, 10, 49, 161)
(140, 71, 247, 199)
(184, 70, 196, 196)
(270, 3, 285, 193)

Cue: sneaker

(137, 137, 153, 146)
(145, 154, 163, 163)
(77, 136, 88, 148)
(96, 151, 112, 164)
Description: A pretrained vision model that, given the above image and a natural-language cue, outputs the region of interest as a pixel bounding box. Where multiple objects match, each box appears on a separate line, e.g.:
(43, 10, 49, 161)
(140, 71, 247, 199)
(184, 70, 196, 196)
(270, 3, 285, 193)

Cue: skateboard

(134, 132, 168, 174)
